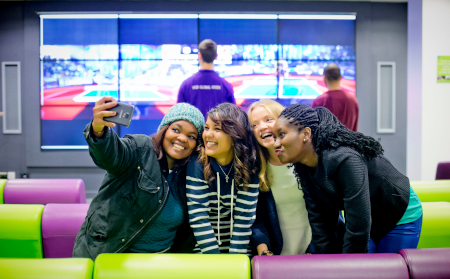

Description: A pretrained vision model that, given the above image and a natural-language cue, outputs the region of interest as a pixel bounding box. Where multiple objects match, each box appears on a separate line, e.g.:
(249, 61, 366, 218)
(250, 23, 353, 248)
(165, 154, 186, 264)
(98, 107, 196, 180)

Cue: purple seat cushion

(436, 162, 450, 180)
(4, 179, 86, 204)
(252, 254, 409, 279)
(399, 248, 450, 279)
(42, 203, 89, 258)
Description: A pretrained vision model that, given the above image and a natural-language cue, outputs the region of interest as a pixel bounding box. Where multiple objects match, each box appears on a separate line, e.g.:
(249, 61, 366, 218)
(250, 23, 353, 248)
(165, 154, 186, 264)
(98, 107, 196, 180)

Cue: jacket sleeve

(84, 122, 138, 178)
(186, 159, 221, 254)
(250, 193, 271, 253)
(302, 185, 341, 254)
(332, 153, 371, 253)
(229, 179, 259, 254)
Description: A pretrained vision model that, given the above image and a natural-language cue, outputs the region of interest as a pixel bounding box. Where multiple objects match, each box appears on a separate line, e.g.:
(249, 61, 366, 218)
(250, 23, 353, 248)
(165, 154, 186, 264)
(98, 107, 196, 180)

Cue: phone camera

(123, 113, 130, 118)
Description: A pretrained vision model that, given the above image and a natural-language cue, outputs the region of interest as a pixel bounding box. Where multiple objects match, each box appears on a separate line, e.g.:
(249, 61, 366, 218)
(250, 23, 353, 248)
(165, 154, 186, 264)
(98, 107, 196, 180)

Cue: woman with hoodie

(186, 103, 261, 255)
(73, 98, 204, 260)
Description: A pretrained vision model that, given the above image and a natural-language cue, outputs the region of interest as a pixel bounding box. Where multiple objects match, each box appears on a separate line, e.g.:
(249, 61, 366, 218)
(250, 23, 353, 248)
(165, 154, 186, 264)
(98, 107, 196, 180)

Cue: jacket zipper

(113, 179, 169, 253)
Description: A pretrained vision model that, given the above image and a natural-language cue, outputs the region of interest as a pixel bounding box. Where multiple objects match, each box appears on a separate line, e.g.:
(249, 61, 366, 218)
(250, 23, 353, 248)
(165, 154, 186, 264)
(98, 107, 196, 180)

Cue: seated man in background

(177, 39, 236, 119)
(312, 63, 359, 132)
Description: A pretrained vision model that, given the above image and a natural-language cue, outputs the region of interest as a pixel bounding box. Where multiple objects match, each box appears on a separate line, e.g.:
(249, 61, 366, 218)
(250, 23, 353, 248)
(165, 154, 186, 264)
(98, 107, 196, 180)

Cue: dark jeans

(368, 215, 423, 253)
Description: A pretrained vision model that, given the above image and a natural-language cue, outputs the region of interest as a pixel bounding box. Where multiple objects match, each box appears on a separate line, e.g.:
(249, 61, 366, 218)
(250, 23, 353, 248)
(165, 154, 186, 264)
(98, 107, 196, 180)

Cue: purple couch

(252, 254, 409, 279)
(41, 203, 90, 258)
(436, 162, 450, 180)
(4, 179, 86, 204)
(399, 248, 450, 279)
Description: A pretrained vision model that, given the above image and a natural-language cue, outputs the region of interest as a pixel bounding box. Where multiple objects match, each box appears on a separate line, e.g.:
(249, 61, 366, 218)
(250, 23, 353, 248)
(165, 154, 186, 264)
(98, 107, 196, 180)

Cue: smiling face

(202, 116, 234, 165)
(162, 120, 198, 167)
(251, 106, 277, 149)
(273, 117, 308, 164)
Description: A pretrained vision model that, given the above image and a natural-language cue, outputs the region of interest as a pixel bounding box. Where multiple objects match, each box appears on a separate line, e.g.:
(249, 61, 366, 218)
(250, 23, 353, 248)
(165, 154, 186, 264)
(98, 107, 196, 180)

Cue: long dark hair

(279, 104, 384, 184)
(200, 103, 261, 190)
(280, 104, 383, 160)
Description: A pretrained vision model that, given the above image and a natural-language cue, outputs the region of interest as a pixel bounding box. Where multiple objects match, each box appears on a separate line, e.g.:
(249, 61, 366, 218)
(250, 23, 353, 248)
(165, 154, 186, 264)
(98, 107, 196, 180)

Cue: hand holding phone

(104, 102, 134, 128)
(92, 97, 119, 135)
(91, 97, 135, 137)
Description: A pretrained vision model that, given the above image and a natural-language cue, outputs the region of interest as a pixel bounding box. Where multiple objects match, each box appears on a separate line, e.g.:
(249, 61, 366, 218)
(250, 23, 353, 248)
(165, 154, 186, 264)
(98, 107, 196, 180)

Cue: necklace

(218, 162, 234, 183)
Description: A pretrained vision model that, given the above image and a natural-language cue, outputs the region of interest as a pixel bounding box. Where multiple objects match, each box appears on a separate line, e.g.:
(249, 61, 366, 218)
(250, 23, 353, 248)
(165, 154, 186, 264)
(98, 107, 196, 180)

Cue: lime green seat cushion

(418, 202, 450, 248)
(0, 258, 93, 279)
(0, 179, 6, 204)
(94, 254, 251, 279)
(411, 180, 450, 202)
(0, 204, 44, 258)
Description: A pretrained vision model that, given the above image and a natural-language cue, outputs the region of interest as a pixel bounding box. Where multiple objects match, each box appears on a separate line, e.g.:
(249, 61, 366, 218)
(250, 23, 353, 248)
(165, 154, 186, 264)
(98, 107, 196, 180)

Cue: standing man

(177, 39, 235, 119)
(311, 63, 359, 132)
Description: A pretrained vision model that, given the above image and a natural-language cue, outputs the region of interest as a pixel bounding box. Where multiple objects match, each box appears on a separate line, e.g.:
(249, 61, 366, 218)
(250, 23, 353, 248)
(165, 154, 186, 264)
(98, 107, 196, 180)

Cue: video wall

(40, 14, 355, 149)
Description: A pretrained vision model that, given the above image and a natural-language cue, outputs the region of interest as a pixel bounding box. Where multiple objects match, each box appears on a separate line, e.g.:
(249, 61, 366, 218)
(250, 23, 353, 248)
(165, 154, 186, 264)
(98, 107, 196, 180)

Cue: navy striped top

(186, 155, 259, 254)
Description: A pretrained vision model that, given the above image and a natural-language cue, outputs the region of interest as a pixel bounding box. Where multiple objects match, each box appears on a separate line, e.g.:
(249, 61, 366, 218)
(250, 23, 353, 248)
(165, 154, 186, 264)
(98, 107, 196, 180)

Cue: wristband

(92, 126, 107, 138)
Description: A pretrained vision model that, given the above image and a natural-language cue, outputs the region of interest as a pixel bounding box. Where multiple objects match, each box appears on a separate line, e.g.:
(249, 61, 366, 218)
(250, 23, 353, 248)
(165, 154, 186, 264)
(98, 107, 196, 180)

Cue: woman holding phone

(186, 103, 260, 255)
(272, 104, 422, 253)
(73, 97, 204, 260)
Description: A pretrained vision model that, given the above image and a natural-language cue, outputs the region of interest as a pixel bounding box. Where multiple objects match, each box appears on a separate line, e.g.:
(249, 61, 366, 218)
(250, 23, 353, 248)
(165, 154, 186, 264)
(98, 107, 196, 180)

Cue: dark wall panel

(43, 19, 118, 45)
(120, 18, 198, 45)
(279, 19, 355, 45)
(0, 2, 26, 177)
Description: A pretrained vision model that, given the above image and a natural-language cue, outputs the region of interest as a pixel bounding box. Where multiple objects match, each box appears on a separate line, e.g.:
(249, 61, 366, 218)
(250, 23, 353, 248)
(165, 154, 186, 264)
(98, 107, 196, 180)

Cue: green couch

(411, 180, 450, 203)
(94, 254, 251, 279)
(0, 258, 93, 279)
(0, 204, 44, 258)
(418, 202, 450, 248)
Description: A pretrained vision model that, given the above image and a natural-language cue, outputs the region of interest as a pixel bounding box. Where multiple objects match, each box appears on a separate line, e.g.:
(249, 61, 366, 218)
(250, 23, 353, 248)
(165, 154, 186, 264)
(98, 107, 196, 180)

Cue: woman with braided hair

(272, 104, 422, 254)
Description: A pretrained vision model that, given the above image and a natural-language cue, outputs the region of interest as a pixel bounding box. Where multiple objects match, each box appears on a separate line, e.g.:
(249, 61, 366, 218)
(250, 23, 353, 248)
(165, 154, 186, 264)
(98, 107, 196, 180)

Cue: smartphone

(104, 102, 135, 128)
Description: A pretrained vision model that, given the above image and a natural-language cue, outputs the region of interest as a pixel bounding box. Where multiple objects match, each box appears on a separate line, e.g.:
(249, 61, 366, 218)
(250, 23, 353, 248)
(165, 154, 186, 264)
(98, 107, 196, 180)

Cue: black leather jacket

(73, 123, 194, 260)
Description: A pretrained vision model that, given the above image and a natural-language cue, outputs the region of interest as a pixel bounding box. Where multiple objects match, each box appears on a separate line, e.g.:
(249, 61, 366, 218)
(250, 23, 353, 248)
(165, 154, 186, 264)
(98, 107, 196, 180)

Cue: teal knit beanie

(158, 103, 204, 136)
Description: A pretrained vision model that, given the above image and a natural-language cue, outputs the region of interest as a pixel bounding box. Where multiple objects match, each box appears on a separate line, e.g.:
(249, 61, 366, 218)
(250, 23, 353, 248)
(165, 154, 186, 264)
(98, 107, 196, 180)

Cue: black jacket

(72, 123, 195, 260)
(251, 190, 284, 255)
(297, 146, 409, 254)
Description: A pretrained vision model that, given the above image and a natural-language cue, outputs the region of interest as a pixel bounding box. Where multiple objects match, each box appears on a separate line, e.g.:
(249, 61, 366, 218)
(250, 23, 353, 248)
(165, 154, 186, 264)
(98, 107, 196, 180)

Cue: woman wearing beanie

(271, 104, 423, 254)
(186, 103, 260, 255)
(73, 97, 204, 260)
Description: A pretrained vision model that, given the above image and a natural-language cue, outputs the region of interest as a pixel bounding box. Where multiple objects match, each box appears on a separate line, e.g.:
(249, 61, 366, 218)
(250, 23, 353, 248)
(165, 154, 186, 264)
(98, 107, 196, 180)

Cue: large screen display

(40, 14, 355, 149)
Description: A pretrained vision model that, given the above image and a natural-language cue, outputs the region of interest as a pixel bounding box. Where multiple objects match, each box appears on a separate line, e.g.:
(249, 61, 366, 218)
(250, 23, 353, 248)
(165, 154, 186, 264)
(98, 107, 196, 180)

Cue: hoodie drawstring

(217, 172, 222, 245)
(230, 179, 234, 237)
(216, 172, 235, 247)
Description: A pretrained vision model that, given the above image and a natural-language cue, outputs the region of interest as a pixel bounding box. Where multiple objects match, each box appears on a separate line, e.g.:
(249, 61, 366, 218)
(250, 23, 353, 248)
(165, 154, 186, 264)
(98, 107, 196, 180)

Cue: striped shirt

(186, 156, 259, 254)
